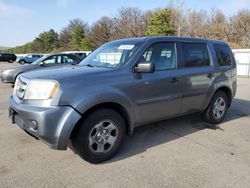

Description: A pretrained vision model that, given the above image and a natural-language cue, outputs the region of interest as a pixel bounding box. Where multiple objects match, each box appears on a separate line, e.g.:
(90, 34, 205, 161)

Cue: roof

(109, 36, 227, 45)
(62, 51, 91, 54)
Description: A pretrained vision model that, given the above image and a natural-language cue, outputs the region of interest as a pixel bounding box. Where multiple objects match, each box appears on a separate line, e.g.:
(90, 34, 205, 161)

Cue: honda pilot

(9, 37, 237, 163)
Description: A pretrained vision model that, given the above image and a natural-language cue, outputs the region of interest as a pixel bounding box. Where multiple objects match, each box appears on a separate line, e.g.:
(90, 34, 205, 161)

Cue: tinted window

(139, 43, 177, 71)
(76, 53, 87, 58)
(182, 43, 210, 67)
(62, 55, 78, 64)
(214, 44, 232, 66)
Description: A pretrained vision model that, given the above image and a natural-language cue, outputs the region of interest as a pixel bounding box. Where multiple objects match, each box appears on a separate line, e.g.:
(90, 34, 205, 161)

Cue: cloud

(0, 0, 29, 17)
(57, 0, 75, 7)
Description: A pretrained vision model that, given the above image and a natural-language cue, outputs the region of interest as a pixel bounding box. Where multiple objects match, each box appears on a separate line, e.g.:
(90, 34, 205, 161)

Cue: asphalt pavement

(0, 61, 250, 188)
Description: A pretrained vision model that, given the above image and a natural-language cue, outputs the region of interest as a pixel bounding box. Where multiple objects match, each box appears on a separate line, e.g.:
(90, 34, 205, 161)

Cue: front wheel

(72, 109, 126, 164)
(203, 91, 228, 124)
(8, 59, 14, 63)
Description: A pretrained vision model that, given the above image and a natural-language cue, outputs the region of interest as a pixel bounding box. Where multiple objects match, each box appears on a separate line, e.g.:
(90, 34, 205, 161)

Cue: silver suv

(9, 37, 237, 163)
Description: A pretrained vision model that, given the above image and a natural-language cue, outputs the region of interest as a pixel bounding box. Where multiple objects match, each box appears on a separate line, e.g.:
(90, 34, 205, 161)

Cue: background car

(16, 54, 43, 64)
(62, 51, 91, 59)
(0, 53, 17, 63)
(1, 53, 83, 84)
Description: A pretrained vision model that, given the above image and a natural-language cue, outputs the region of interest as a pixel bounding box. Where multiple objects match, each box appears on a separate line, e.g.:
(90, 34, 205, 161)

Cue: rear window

(214, 44, 232, 66)
(77, 53, 87, 58)
(182, 43, 210, 67)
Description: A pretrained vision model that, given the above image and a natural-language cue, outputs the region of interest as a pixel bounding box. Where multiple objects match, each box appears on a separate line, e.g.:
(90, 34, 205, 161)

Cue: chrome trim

(13, 75, 29, 102)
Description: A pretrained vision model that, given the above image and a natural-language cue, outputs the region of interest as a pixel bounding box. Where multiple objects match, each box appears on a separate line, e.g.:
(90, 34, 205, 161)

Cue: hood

(21, 65, 111, 81)
(2, 64, 37, 73)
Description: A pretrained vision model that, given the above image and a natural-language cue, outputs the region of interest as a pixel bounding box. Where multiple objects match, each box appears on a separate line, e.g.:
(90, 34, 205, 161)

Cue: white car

(62, 51, 91, 59)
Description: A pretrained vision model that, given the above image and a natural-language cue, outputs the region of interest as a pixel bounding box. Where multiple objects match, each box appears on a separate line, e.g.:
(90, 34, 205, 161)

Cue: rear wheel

(8, 59, 14, 63)
(203, 91, 228, 124)
(72, 108, 126, 164)
(20, 60, 26, 65)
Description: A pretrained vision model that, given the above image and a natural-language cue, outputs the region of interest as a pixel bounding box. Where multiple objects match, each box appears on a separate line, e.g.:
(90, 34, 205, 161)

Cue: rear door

(133, 42, 183, 124)
(180, 42, 214, 113)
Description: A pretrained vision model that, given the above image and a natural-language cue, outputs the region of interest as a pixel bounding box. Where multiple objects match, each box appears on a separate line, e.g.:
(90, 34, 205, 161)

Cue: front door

(132, 42, 183, 124)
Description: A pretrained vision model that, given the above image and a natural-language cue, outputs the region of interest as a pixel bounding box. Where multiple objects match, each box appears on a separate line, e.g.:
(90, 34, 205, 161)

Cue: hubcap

(213, 97, 226, 120)
(88, 120, 118, 154)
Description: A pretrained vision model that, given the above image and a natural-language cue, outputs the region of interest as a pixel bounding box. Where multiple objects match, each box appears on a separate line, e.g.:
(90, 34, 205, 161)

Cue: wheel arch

(70, 102, 133, 140)
(217, 86, 232, 107)
(207, 86, 233, 109)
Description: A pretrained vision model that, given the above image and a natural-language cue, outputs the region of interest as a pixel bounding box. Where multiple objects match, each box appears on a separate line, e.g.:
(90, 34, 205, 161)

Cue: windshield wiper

(85, 64, 94, 67)
(82, 64, 110, 68)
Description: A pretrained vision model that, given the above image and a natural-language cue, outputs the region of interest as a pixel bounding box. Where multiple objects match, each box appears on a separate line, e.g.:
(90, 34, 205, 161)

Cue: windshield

(79, 41, 142, 68)
(31, 56, 47, 65)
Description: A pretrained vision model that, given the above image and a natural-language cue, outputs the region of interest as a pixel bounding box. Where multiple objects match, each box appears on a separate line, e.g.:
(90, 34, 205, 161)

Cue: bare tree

(167, 0, 191, 36)
(230, 10, 250, 47)
(185, 10, 208, 38)
(205, 9, 229, 41)
(113, 7, 148, 38)
(51, 7, 250, 51)
(58, 27, 71, 50)
(89, 16, 115, 49)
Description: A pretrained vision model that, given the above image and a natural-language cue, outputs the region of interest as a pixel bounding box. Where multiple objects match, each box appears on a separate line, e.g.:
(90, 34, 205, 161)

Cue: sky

(0, 0, 250, 47)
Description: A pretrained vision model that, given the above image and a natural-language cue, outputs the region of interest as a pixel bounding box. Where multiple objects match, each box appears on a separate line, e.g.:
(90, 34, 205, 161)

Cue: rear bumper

(9, 96, 81, 150)
(1, 74, 14, 84)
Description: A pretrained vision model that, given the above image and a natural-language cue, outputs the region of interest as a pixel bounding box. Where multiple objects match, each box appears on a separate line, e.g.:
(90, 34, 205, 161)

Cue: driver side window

(43, 55, 57, 64)
(139, 43, 177, 71)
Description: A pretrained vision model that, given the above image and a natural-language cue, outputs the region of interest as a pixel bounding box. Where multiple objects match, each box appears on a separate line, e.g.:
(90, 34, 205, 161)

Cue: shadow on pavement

(109, 98, 250, 163)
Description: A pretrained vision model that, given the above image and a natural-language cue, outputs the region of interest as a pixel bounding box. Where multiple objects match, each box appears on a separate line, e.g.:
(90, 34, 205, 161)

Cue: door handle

(207, 73, 214, 79)
(171, 77, 179, 83)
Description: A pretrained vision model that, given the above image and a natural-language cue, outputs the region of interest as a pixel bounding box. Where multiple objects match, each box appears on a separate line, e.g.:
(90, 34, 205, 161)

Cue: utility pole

(178, 16, 181, 37)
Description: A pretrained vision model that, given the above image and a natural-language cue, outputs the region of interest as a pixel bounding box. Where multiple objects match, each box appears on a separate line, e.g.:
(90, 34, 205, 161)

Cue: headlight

(2, 69, 15, 75)
(24, 80, 59, 100)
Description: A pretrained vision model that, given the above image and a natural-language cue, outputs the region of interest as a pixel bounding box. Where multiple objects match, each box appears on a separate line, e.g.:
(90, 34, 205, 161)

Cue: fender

(203, 74, 232, 110)
(72, 87, 135, 134)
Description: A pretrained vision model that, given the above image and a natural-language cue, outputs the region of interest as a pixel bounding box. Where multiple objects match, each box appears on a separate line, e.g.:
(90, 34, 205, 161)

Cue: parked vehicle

(0, 53, 16, 63)
(16, 54, 43, 64)
(62, 51, 91, 59)
(1, 53, 82, 84)
(9, 37, 237, 163)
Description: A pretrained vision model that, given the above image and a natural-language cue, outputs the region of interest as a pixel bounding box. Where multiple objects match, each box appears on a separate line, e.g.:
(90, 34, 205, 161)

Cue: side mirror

(39, 62, 45, 66)
(134, 62, 155, 73)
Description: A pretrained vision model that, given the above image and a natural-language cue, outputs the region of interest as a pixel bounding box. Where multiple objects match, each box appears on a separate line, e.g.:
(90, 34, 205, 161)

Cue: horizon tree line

(8, 6, 250, 53)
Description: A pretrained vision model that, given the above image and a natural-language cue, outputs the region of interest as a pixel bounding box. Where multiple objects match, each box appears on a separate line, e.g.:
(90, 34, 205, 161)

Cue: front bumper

(1, 73, 14, 84)
(9, 96, 81, 150)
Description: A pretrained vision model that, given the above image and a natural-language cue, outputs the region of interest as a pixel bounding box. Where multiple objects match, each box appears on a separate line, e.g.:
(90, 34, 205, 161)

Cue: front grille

(14, 76, 27, 99)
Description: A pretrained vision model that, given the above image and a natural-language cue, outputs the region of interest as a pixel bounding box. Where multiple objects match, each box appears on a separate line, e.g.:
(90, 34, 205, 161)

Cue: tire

(203, 91, 228, 124)
(20, 60, 26, 65)
(72, 108, 126, 164)
(8, 59, 14, 63)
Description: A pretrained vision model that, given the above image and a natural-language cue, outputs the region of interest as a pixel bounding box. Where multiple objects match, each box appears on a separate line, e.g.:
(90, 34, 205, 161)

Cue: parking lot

(0, 61, 250, 188)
